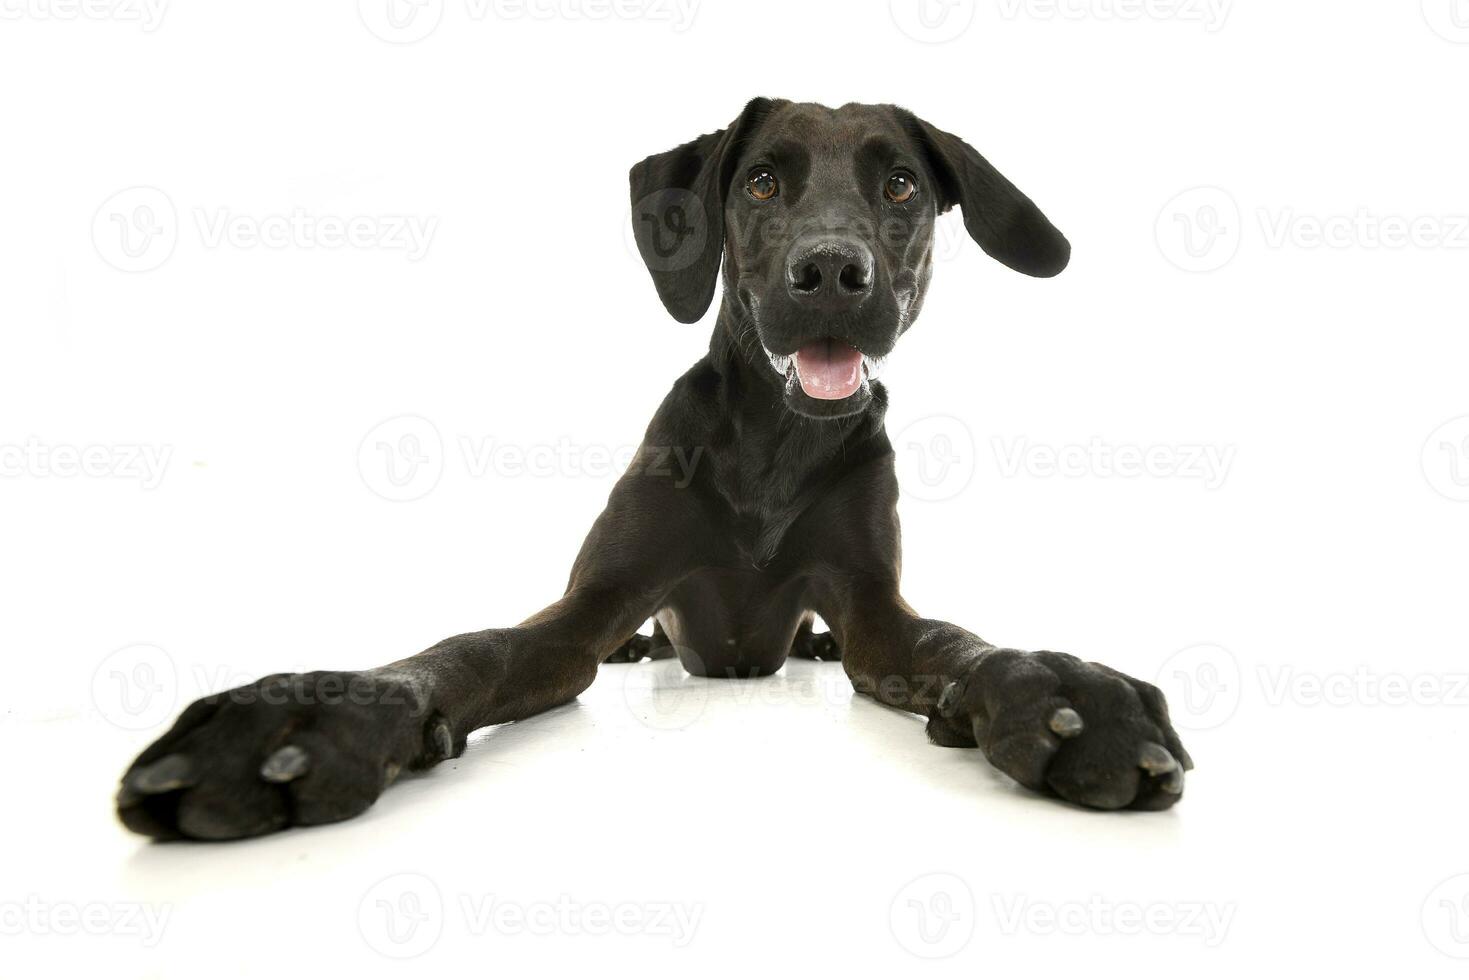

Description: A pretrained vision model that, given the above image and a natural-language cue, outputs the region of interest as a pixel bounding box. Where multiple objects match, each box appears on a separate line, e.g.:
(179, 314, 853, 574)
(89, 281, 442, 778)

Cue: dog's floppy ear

(629, 98, 775, 323)
(898, 109, 1071, 278)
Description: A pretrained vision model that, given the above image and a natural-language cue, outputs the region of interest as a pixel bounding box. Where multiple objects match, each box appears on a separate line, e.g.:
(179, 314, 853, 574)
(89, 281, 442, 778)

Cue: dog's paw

(603, 632, 678, 664)
(116, 671, 458, 841)
(933, 649, 1193, 811)
(789, 628, 841, 661)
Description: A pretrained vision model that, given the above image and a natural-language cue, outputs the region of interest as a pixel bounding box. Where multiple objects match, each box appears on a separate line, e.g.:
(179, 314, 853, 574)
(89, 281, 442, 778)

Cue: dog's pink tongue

(794, 339, 864, 400)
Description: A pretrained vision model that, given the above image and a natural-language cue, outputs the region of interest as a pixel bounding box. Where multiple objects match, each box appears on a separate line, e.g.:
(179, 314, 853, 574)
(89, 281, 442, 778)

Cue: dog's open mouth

(765, 338, 888, 401)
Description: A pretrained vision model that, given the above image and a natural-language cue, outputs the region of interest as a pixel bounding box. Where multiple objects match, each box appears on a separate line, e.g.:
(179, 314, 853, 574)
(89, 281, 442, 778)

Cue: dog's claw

(432, 719, 453, 759)
(936, 680, 966, 717)
(1048, 707, 1084, 738)
(1139, 742, 1179, 776)
(260, 745, 310, 783)
(1160, 767, 1184, 794)
(128, 753, 198, 794)
(128, 752, 199, 799)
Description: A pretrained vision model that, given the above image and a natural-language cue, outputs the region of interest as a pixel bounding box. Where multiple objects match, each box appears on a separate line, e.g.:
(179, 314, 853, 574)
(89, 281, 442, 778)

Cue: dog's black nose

(786, 237, 874, 308)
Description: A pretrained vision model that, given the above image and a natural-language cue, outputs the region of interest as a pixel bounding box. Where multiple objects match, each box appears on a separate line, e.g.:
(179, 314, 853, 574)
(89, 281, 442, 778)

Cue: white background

(3, 0, 1468, 975)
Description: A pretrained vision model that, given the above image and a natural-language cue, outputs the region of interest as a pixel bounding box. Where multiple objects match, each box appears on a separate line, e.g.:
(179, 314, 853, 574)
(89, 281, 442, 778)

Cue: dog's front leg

(825, 583, 1193, 811)
(116, 462, 702, 840)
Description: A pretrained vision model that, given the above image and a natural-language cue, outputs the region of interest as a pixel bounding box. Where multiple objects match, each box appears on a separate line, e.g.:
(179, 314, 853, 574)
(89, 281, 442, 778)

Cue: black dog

(117, 99, 1191, 840)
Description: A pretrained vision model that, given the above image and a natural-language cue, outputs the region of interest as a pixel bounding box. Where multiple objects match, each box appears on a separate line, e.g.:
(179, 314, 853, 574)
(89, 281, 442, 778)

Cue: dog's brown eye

(746, 169, 778, 202)
(885, 171, 917, 204)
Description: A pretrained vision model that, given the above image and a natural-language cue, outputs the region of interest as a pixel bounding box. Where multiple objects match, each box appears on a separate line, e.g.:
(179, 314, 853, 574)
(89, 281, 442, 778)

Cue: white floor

(7, 655, 1467, 977)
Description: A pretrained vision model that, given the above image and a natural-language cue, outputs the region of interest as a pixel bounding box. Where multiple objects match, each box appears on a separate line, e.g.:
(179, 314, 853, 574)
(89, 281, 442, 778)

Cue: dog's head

(631, 98, 1070, 419)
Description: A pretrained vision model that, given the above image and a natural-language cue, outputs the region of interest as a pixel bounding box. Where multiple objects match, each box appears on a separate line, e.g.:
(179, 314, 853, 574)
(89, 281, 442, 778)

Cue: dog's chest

(714, 450, 818, 570)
